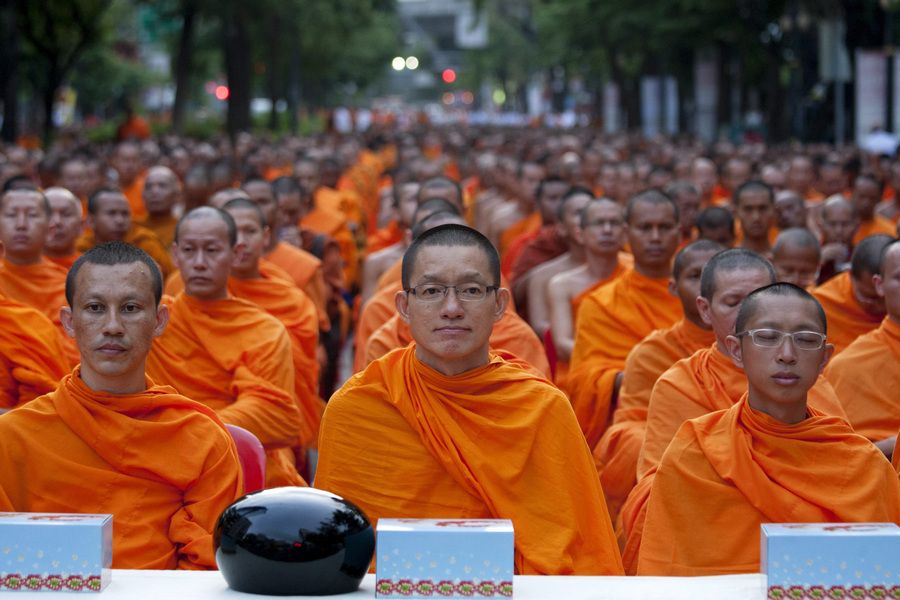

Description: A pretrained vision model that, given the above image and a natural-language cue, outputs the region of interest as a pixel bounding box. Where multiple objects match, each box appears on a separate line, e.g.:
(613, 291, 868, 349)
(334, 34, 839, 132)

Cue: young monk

(771, 228, 820, 289)
(315, 224, 623, 576)
(638, 283, 900, 576)
(695, 206, 736, 247)
(826, 238, 900, 456)
(851, 174, 896, 245)
(594, 240, 721, 524)
(138, 165, 181, 248)
(0, 242, 243, 568)
(146, 206, 306, 488)
(43, 186, 85, 269)
(568, 190, 683, 450)
(734, 181, 775, 257)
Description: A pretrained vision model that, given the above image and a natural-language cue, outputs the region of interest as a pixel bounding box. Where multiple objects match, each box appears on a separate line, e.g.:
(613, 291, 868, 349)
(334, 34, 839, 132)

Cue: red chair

(225, 424, 266, 494)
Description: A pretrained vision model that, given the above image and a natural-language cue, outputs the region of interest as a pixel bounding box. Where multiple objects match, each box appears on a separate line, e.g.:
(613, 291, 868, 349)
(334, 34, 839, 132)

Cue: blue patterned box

(761, 523, 900, 599)
(375, 518, 513, 598)
(0, 512, 112, 592)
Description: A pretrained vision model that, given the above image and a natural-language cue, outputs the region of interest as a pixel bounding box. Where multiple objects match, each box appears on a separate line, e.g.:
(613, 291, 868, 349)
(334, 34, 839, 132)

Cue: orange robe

(365, 220, 403, 254)
(499, 211, 541, 261)
(121, 173, 147, 221)
(0, 368, 243, 569)
(825, 317, 900, 441)
(76, 224, 175, 281)
(314, 185, 363, 230)
(0, 295, 70, 409)
(638, 395, 900, 576)
(620, 344, 847, 575)
(138, 213, 179, 249)
(812, 271, 884, 356)
(509, 224, 568, 283)
(0, 258, 79, 366)
(568, 269, 681, 449)
(593, 319, 715, 524)
(360, 310, 551, 378)
(264, 241, 330, 330)
(500, 228, 539, 279)
(853, 216, 896, 245)
(227, 261, 323, 452)
(146, 292, 306, 488)
(44, 252, 80, 270)
(374, 257, 403, 293)
(301, 205, 359, 289)
(315, 345, 624, 575)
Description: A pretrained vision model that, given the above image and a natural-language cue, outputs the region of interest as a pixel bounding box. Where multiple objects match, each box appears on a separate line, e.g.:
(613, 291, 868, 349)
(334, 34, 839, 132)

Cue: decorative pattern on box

(0, 512, 112, 592)
(761, 523, 900, 600)
(376, 519, 513, 598)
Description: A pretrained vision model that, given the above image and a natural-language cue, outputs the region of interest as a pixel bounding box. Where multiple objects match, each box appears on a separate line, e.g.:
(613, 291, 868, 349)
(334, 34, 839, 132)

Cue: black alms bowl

(214, 487, 375, 595)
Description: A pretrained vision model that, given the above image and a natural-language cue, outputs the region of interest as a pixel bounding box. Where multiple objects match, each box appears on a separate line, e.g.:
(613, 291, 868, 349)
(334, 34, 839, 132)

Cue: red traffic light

(442, 69, 456, 83)
(215, 85, 230, 100)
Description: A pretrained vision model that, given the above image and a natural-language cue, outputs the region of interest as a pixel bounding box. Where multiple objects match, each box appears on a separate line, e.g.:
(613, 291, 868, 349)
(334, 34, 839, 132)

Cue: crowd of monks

(1, 126, 900, 575)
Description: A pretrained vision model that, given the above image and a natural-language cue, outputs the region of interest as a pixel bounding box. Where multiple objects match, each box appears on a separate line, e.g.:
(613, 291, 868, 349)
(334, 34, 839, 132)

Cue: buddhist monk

(787, 155, 822, 202)
(0, 241, 243, 569)
(735, 181, 775, 256)
(146, 206, 306, 488)
(77, 188, 175, 280)
(0, 188, 79, 366)
(58, 157, 90, 204)
(665, 181, 702, 244)
(139, 165, 180, 248)
(812, 234, 892, 355)
(489, 161, 544, 258)
(826, 238, 900, 455)
(315, 224, 624, 576)
(523, 187, 592, 334)
(359, 181, 419, 305)
(594, 240, 722, 524)
(43, 186, 85, 269)
(568, 189, 683, 449)
(620, 249, 847, 574)
(638, 283, 900, 576)
(111, 141, 147, 220)
(546, 198, 631, 380)
(222, 198, 322, 477)
(695, 206, 736, 247)
(689, 157, 717, 206)
(851, 174, 896, 245)
(771, 228, 820, 289)
(818, 196, 858, 283)
(773, 190, 808, 231)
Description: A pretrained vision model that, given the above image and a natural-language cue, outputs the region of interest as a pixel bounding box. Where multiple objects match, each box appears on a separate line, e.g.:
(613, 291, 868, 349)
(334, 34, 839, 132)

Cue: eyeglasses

(405, 282, 499, 303)
(735, 329, 826, 351)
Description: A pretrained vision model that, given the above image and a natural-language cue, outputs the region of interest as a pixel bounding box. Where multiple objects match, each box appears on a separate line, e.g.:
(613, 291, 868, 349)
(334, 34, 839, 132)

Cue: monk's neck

(568, 244, 586, 264)
(42, 247, 76, 259)
(230, 266, 261, 280)
(264, 238, 280, 255)
(685, 314, 711, 331)
(714, 338, 732, 358)
(3, 253, 43, 267)
(633, 262, 671, 280)
(747, 392, 809, 424)
(585, 251, 619, 280)
(740, 238, 770, 256)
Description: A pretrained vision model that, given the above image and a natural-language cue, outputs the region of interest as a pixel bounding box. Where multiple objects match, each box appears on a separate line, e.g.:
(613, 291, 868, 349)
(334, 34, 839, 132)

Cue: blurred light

(492, 89, 506, 105)
(442, 92, 455, 105)
(254, 62, 266, 74)
(205, 81, 216, 94)
(461, 91, 474, 105)
(392, 57, 406, 71)
(442, 69, 456, 83)
(215, 85, 230, 101)
(405, 56, 419, 70)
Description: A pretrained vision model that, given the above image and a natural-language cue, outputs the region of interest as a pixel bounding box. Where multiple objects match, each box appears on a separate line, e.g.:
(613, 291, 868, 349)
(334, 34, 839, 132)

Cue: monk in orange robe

(0, 242, 243, 569)
(594, 240, 722, 524)
(0, 188, 79, 366)
(42, 186, 84, 269)
(620, 250, 847, 574)
(315, 224, 623, 575)
(851, 174, 896, 245)
(812, 235, 893, 355)
(76, 188, 174, 280)
(111, 141, 147, 221)
(0, 293, 70, 409)
(826, 238, 900, 454)
(568, 190, 683, 449)
(138, 165, 180, 248)
(222, 198, 323, 476)
(147, 207, 306, 489)
(638, 283, 900, 576)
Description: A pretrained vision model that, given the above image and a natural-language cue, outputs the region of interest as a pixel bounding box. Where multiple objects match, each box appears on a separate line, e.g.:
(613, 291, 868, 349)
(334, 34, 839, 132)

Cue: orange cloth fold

(853, 217, 897, 245)
(0, 368, 243, 569)
(568, 269, 682, 449)
(266, 241, 330, 330)
(638, 395, 900, 576)
(593, 319, 715, 524)
(315, 345, 624, 575)
(812, 271, 884, 355)
(0, 295, 70, 409)
(76, 225, 175, 281)
(146, 292, 306, 488)
(301, 206, 359, 289)
(366, 220, 403, 254)
(138, 213, 179, 249)
(825, 317, 900, 441)
(499, 211, 541, 263)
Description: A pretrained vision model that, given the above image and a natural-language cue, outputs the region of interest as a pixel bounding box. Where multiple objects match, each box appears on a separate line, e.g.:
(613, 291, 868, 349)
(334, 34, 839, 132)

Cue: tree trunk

(223, 3, 251, 139)
(267, 14, 281, 131)
(41, 69, 61, 146)
(287, 25, 300, 135)
(0, 0, 18, 143)
(171, 0, 197, 135)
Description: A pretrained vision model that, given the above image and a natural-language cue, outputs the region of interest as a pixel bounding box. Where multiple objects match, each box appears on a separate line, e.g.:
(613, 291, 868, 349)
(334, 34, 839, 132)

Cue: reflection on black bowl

(214, 487, 375, 595)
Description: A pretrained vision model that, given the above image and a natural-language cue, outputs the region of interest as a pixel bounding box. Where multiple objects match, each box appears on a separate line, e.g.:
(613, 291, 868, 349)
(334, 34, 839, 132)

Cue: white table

(0, 570, 768, 598)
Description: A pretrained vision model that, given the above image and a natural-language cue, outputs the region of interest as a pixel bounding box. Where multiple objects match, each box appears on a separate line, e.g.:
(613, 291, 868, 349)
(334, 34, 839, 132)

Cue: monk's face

(820, 204, 857, 246)
(626, 200, 680, 271)
(852, 178, 881, 222)
(142, 168, 179, 216)
(0, 190, 49, 262)
(669, 249, 719, 325)
(294, 162, 319, 195)
(89, 192, 131, 243)
(674, 189, 701, 237)
(395, 244, 509, 377)
(735, 189, 774, 241)
(243, 181, 278, 232)
(726, 294, 832, 420)
(697, 225, 735, 248)
(875, 245, 900, 324)
(60, 261, 169, 395)
(173, 215, 240, 301)
(698, 267, 775, 351)
(772, 244, 820, 288)
(227, 207, 268, 277)
(275, 191, 303, 230)
(580, 200, 624, 257)
(45, 190, 84, 254)
(558, 192, 591, 241)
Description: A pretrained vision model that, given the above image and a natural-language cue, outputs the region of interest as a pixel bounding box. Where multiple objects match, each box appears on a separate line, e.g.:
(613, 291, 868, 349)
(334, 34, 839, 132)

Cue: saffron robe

(853, 217, 897, 246)
(76, 224, 175, 281)
(509, 224, 568, 284)
(812, 271, 884, 356)
(0, 368, 243, 569)
(315, 345, 624, 575)
(265, 241, 329, 330)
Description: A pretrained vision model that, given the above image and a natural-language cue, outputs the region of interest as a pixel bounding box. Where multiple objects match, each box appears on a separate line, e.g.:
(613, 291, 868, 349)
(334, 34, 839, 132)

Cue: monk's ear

(231, 242, 246, 267)
(667, 278, 677, 298)
(403, 228, 412, 247)
(262, 226, 271, 250)
(59, 306, 75, 339)
(725, 334, 744, 368)
(153, 303, 170, 338)
(395, 289, 411, 324)
(492, 287, 510, 323)
(874, 273, 886, 298)
(170, 242, 181, 270)
(697, 295, 713, 327)
(818, 342, 835, 373)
